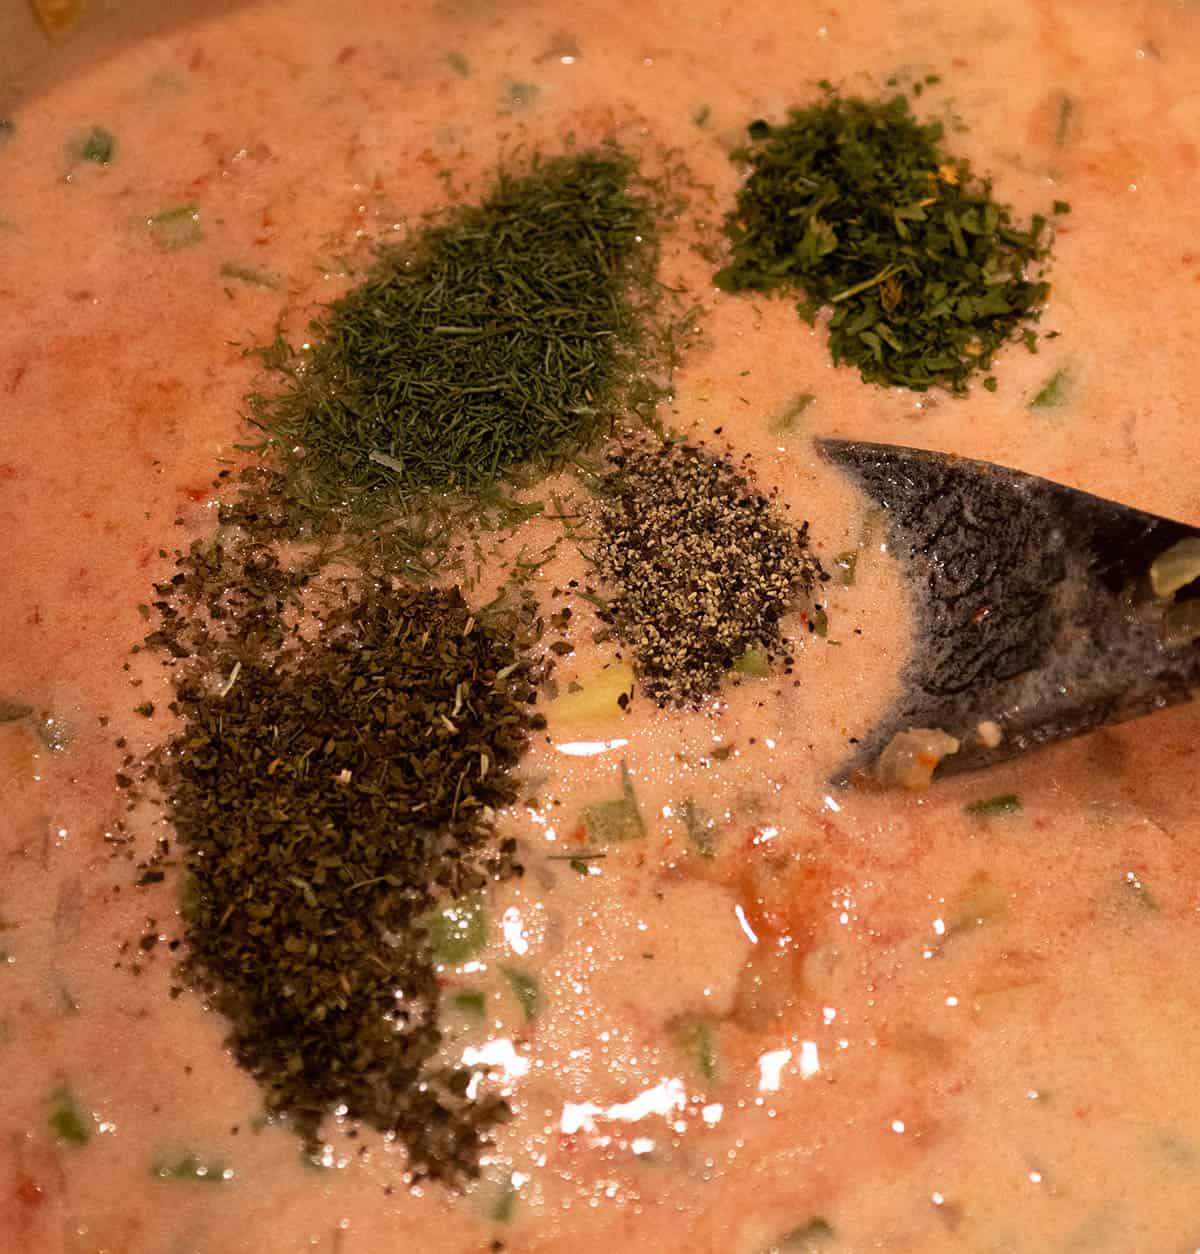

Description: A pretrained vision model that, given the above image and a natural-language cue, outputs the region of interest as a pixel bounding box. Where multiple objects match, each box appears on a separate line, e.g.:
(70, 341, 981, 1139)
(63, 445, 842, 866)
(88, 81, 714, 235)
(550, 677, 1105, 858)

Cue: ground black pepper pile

(592, 439, 823, 704)
(136, 520, 543, 1181)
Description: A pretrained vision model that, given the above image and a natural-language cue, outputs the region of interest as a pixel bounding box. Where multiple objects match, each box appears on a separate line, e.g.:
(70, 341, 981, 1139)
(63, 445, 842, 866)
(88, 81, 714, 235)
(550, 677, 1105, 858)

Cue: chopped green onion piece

(445, 51, 471, 77)
(151, 1151, 232, 1183)
(490, 1172, 518, 1222)
(1030, 367, 1072, 410)
(810, 607, 829, 637)
(450, 989, 487, 1019)
(1054, 93, 1076, 147)
(220, 262, 280, 289)
(679, 797, 718, 858)
(769, 392, 815, 435)
(80, 126, 115, 164)
(501, 80, 539, 111)
(676, 1018, 718, 1083)
(732, 646, 770, 677)
(145, 203, 202, 251)
(582, 761, 645, 844)
(426, 894, 488, 963)
(964, 793, 1021, 817)
(48, 1085, 91, 1146)
(501, 967, 541, 1021)
(763, 1218, 836, 1252)
(0, 698, 32, 723)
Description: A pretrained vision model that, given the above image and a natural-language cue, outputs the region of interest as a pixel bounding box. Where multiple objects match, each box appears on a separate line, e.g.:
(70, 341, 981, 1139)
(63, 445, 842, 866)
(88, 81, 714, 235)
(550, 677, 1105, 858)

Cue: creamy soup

(3, 1, 1200, 1251)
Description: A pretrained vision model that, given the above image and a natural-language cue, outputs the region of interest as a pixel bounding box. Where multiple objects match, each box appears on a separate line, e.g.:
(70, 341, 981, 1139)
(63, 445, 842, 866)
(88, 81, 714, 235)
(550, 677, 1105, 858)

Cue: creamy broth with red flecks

(3, 1, 1200, 1251)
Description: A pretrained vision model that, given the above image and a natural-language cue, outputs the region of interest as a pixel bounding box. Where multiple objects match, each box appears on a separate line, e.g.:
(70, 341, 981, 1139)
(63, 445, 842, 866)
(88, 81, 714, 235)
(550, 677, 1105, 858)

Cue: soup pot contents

(2, 1, 1199, 1252)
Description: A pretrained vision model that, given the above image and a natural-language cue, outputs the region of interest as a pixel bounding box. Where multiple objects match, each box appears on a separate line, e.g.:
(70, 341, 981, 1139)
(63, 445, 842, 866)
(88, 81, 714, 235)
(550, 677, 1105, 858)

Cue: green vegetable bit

(489, 1171, 518, 1222)
(501, 967, 541, 1021)
(445, 51, 471, 77)
(220, 262, 280, 289)
(248, 148, 665, 515)
(0, 697, 32, 722)
(151, 1150, 232, 1183)
(732, 646, 770, 677)
(79, 126, 116, 164)
(762, 1218, 836, 1252)
(48, 1085, 92, 1146)
(582, 761, 645, 844)
(1030, 367, 1072, 410)
(500, 79, 540, 111)
(964, 793, 1021, 817)
(675, 1017, 719, 1083)
(679, 797, 719, 858)
(450, 989, 488, 1019)
(768, 391, 815, 435)
(427, 894, 488, 963)
(715, 91, 1057, 393)
(1054, 93, 1077, 147)
(145, 203, 202, 251)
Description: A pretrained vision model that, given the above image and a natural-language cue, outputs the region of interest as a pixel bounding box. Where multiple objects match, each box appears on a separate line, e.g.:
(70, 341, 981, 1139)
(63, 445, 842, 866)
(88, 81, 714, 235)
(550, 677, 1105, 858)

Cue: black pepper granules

(592, 438, 823, 705)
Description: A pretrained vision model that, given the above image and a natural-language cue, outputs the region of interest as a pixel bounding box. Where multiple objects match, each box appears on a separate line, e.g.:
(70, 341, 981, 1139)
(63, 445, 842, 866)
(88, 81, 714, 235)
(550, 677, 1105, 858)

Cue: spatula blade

(817, 439, 1200, 782)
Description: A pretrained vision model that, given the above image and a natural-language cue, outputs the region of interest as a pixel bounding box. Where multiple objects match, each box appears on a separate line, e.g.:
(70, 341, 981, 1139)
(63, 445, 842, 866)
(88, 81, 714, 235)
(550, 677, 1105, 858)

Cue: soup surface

(3, 1, 1200, 1251)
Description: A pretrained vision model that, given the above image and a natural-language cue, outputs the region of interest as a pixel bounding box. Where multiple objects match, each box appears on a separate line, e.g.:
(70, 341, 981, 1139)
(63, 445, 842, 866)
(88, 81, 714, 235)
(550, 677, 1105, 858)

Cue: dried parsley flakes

(715, 90, 1062, 394)
(591, 438, 823, 705)
(251, 146, 666, 514)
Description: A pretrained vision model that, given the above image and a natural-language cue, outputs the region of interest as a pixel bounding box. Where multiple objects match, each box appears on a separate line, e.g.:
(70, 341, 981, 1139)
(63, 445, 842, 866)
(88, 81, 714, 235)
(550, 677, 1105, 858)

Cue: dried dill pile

(142, 533, 543, 1180)
(252, 147, 664, 513)
(592, 439, 823, 705)
(715, 90, 1062, 393)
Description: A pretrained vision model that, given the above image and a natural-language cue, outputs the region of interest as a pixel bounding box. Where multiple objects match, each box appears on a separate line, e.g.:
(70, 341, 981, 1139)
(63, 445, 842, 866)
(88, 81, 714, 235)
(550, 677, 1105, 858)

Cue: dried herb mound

(253, 146, 664, 513)
(152, 564, 542, 1180)
(592, 439, 822, 705)
(715, 91, 1060, 393)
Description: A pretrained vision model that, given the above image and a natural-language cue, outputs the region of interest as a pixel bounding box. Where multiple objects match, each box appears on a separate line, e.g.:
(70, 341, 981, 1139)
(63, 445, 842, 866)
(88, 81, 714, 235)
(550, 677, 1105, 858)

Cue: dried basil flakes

(139, 531, 544, 1181)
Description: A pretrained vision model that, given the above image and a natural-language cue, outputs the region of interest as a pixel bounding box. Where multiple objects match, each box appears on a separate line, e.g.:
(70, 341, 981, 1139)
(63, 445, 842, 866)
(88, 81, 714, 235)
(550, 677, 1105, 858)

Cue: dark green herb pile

(715, 90, 1064, 393)
(138, 527, 544, 1181)
(251, 147, 664, 514)
(592, 439, 823, 705)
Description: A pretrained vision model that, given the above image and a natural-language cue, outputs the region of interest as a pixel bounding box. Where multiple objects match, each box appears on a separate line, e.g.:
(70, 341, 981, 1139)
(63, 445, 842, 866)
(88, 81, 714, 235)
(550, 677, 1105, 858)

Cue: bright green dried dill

(715, 90, 1062, 393)
(249, 147, 665, 516)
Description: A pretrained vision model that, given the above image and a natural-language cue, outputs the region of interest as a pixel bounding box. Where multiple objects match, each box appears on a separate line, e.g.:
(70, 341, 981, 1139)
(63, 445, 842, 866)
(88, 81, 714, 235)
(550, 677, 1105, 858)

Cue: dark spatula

(817, 438, 1200, 783)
